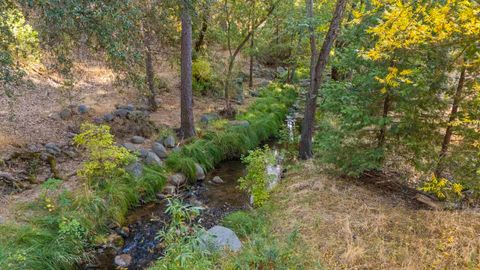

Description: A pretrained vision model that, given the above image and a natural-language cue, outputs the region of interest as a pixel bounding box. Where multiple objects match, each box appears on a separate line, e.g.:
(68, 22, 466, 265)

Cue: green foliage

(192, 57, 214, 95)
(0, 0, 39, 89)
(165, 83, 297, 181)
(219, 208, 309, 270)
(239, 146, 275, 207)
(1, 124, 167, 269)
(74, 123, 135, 185)
(149, 199, 214, 270)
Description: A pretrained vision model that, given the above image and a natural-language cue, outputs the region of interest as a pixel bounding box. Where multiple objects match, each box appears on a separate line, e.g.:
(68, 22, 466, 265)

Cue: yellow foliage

(74, 123, 134, 184)
(419, 174, 464, 201)
(366, 0, 480, 61)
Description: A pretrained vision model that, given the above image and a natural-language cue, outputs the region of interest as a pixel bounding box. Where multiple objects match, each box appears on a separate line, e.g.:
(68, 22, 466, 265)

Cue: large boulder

(163, 135, 176, 148)
(131, 136, 145, 144)
(201, 226, 242, 252)
(126, 161, 143, 178)
(122, 142, 137, 152)
(169, 173, 186, 186)
(195, 163, 205, 181)
(200, 112, 220, 124)
(145, 151, 163, 166)
(152, 142, 168, 158)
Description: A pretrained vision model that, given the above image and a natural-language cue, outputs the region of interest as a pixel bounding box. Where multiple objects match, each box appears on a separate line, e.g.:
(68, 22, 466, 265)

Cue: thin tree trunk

(248, 0, 256, 88)
(180, 4, 195, 138)
(223, 3, 275, 114)
(377, 92, 390, 148)
(435, 64, 466, 176)
(144, 31, 157, 111)
(299, 0, 348, 160)
(194, 14, 208, 53)
(249, 29, 254, 88)
(306, 0, 317, 91)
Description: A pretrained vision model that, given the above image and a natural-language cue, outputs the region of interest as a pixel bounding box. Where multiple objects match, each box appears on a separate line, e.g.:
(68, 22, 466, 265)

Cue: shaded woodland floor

(270, 162, 480, 270)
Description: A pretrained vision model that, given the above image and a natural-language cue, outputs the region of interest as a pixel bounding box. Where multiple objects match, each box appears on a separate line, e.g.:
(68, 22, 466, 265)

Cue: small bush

(239, 146, 275, 207)
(419, 174, 464, 201)
(192, 58, 214, 95)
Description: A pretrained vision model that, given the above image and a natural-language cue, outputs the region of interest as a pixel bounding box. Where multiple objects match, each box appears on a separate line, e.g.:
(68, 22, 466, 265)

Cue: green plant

(239, 145, 275, 207)
(150, 199, 214, 270)
(74, 123, 135, 185)
(419, 174, 464, 202)
(192, 58, 214, 95)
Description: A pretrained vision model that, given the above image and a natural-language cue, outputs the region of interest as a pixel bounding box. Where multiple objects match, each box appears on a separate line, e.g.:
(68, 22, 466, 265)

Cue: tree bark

(194, 12, 209, 53)
(180, 3, 196, 138)
(306, 0, 317, 93)
(377, 92, 390, 148)
(223, 3, 275, 114)
(435, 64, 466, 176)
(299, 0, 348, 160)
(143, 31, 158, 111)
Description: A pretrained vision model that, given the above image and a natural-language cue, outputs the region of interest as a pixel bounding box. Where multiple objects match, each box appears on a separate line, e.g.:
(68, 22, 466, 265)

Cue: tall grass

(0, 83, 296, 269)
(165, 83, 297, 180)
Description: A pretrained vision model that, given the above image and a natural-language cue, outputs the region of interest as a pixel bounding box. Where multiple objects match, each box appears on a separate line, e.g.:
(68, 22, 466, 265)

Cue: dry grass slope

(270, 162, 480, 270)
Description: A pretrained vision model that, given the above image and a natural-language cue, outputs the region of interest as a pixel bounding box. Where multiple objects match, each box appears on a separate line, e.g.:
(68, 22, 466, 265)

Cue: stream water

(85, 101, 300, 270)
(85, 160, 249, 270)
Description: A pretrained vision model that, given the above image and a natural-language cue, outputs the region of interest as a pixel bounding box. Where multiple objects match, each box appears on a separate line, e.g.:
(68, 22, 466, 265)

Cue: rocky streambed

(85, 159, 250, 270)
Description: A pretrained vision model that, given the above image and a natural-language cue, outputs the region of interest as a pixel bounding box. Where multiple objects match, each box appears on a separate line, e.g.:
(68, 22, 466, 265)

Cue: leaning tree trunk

(180, 4, 196, 138)
(144, 31, 158, 111)
(249, 28, 254, 88)
(435, 64, 466, 177)
(299, 0, 348, 160)
(377, 92, 390, 148)
(194, 15, 208, 53)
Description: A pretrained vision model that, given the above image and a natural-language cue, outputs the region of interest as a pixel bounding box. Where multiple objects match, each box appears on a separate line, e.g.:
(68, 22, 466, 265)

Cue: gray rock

(195, 163, 205, 180)
(103, 113, 114, 122)
(145, 151, 163, 166)
(276, 66, 287, 74)
(92, 117, 103, 124)
(0, 215, 4, 224)
(66, 132, 77, 138)
(127, 110, 146, 120)
(123, 142, 137, 152)
(118, 104, 135, 111)
(202, 226, 242, 252)
(230, 120, 250, 128)
(164, 135, 176, 148)
(172, 146, 181, 153)
(152, 142, 168, 158)
(200, 112, 220, 124)
(139, 148, 149, 158)
(59, 109, 72, 120)
(114, 254, 132, 268)
(162, 185, 176, 195)
(126, 161, 143, 178)
(257, 79, 271, 88)
(131, 136, 145, 144)
(78, 104, 89, 114)
(45, 143, 61, 155)
(212, 176, 224, 184)
(169, 173, 186, 186)
(0, 172, 14, 182)
(114, 109, 129, 118)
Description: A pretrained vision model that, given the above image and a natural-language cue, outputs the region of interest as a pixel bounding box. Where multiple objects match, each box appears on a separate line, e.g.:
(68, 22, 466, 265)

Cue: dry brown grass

(270, 162, 480, 270)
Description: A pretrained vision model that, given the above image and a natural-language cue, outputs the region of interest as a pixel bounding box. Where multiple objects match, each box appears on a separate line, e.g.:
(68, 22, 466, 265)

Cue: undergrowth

(165, 83, 297, 180)
(0, 124, 166, 270)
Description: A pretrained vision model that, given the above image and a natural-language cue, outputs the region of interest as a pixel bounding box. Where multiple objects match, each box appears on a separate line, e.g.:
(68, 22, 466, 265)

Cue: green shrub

(192, 58, 214, 95)
(239, 146, 275, 207)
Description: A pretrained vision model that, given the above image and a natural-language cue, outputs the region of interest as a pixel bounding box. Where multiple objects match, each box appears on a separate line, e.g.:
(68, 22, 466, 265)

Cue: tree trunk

(377, 92, 390, 148)
(249, 29, 254, 88)
(144, 31, 158, 111)
(194, 15, 208, 53)
(435, 64, 466, 176)
(306, 0, 317, 91)
(180, 4, 196, 138)
(299, 0, 348, 160)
